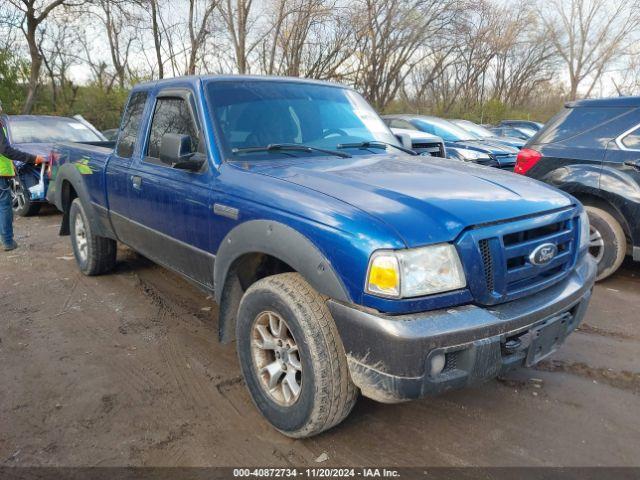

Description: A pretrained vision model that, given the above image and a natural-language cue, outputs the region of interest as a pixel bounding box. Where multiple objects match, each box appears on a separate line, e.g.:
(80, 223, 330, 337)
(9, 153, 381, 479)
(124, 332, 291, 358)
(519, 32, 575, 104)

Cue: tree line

(1, 0, 639, 130)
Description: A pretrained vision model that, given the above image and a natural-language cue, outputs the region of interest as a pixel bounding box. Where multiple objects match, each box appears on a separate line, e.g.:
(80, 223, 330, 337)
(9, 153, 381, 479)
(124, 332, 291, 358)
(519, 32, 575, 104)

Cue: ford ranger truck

(47, 76, 597, 438)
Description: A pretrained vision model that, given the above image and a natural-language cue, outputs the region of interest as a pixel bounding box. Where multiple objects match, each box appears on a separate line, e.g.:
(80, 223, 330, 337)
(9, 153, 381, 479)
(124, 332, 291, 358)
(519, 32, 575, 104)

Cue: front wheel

(69, 199, 117, 276)
(236, 273, 358, 438)
(586, 205, 627, 281)
(10, 176, 41, 217)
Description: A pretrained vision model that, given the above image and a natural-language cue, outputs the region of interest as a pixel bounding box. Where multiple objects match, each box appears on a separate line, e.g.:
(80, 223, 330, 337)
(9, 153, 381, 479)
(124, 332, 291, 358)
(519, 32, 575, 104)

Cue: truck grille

(479, 239, 495, 292)
(502, 218, 575, 296)
(457, 208, 579, 305)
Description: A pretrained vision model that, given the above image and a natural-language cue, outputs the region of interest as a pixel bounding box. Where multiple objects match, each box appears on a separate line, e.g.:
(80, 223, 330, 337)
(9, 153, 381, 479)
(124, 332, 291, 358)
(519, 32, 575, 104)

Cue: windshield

(413, 118, 477, 142)
(454, 120, 495, 139)
(206, 80, 399, 160)
(8, 117, 104, 144)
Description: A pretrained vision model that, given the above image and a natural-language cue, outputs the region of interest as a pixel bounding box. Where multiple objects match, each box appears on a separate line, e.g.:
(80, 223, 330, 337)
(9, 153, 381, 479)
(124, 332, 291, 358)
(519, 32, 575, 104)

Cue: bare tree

(219, 0, 261, 73)
(541, 0, 640, 100)
(186, 0, 218, 75)
(96, 0, 139, 89)
(8, 0, 85, 113)
(491, 3, 557, 106)
(351, 0, 457, 110)
(38, 17, 81, 109)
(146, 0, 164, 78)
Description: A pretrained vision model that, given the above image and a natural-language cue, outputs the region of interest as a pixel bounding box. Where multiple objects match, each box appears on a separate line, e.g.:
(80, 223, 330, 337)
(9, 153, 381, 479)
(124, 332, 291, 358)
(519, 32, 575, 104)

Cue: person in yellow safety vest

(0, 100, 46, 251)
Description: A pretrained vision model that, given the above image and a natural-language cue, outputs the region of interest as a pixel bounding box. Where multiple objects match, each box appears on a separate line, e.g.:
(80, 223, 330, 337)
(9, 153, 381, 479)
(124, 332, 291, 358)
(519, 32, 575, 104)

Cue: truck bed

(49, 141, 115, 215)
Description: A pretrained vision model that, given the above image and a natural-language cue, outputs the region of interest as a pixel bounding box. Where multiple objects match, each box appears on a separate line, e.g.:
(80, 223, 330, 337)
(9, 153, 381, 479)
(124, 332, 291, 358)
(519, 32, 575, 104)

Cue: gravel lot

(1, 208, 639, 467)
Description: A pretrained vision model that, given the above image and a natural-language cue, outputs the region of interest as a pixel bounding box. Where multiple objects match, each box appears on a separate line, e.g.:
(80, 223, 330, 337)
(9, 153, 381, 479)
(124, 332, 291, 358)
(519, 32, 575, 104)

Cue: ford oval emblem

(529, 243, 558, 266)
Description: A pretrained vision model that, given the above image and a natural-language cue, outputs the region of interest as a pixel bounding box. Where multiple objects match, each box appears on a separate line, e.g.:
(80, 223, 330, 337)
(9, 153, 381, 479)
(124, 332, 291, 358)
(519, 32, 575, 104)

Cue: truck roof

(132, 74, 351, 92)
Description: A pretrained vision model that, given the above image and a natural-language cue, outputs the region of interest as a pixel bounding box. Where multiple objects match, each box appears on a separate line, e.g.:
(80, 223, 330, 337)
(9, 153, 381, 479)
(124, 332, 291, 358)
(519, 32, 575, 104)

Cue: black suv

(515, 97, 640, 280)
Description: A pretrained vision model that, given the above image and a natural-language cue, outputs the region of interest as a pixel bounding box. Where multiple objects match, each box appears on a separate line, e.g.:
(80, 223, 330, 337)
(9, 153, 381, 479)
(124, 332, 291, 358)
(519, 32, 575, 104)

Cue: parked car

(48, 75, 595, 437)
(1, 114, 107, 216)
(515, 96, 640, 280)
(389, 127, 446, 157)
(73, 114, 106, 139)
(383, 115, 519, 169)
(490, 126, 536, 140)
(450, 119, 525, 149)
(101, 128, 119, 141)
(499, 120, 544, 132)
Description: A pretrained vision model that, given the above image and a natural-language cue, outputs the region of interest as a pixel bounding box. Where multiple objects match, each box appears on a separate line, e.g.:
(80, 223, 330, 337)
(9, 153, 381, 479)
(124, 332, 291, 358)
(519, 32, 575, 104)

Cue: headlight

(579, 209, 590, 251)
(451, 148, 491, 162)
(366, 244, 466, 298)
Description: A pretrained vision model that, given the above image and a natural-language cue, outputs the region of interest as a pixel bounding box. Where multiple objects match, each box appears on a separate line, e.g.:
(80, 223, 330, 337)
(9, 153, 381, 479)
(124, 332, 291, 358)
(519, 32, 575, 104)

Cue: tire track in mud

(577, 323, 639, 341)
(535, 360, 640, 395)
(130, 268, 247, 417)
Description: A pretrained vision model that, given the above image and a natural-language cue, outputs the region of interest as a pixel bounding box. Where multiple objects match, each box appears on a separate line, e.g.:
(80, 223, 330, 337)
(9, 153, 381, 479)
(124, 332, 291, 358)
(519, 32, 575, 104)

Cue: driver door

(124, 88, 216, 290)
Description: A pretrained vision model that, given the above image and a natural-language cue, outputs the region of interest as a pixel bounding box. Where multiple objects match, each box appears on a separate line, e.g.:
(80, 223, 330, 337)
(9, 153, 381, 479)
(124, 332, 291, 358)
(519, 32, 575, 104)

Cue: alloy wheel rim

(74, 214, 88, 262)
(588, 225, 605, 263)
(250, 311, 302, 406)
(10, 179, 26, 211)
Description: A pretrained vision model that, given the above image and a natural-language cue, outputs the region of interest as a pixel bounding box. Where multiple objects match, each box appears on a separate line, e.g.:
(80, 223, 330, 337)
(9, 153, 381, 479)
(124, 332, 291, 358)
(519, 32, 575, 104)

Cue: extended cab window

(116, 91, 148, 158)
(146, 97, 199, 161)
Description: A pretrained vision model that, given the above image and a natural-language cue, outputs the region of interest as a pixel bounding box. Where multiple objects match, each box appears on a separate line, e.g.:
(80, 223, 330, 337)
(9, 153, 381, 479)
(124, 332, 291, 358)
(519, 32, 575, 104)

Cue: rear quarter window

(534, 106, 632, 147)
(116, 91, 148, 158)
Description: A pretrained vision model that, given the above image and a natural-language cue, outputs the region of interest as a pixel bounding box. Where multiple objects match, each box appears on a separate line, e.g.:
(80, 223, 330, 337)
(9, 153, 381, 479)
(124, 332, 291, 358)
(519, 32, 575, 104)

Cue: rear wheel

(236, 273, 358, 438)
(69, 199, 117, 275)
(585, 205, 626, 281)
(10, 176, 41, 217)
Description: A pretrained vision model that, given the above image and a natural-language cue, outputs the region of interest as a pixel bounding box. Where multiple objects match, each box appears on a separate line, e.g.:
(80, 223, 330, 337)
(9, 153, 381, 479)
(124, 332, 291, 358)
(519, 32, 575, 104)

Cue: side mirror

(395, 133, 413, 149)
(159, 133, 204, 171)
(159, 133, 192, 164)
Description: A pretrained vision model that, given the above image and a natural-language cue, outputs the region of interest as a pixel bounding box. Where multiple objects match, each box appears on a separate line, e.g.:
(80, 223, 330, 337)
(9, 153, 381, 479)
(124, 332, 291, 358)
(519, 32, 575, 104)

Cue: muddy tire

(10, 176, 41, 217)
(69, 199, 117, 276)
(236, 272, 358, 438)
(586, 205, 626, 281)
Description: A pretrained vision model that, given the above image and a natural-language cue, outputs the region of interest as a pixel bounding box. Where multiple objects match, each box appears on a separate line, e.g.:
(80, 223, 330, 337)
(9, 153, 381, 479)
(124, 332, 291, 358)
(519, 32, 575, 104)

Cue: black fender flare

(540, 163, 601, 194)
(544, 168, 634, 242)
(50, 163, 113, 239)
(213, 220, 351, 305)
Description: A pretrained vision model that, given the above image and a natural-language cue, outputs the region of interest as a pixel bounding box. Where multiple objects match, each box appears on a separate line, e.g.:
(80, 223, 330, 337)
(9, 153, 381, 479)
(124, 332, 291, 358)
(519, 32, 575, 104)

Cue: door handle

(131, 175, 142, 189)
(624, 160, 640, 170)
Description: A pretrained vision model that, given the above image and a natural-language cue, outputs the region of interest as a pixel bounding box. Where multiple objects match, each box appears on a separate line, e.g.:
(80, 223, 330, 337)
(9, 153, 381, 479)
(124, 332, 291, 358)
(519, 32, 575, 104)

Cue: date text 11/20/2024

(233, 468, 400, 478)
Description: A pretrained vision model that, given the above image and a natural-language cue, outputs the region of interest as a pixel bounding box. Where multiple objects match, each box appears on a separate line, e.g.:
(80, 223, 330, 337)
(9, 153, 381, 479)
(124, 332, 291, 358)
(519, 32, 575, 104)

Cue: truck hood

(12, 142, 54, 157)
(10, 143, 53, 169)
(244, 154, 574, 247)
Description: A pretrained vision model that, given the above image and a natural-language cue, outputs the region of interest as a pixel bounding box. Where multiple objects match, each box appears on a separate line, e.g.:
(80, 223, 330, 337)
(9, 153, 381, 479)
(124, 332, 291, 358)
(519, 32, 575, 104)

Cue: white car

(390, 127, 446, 157)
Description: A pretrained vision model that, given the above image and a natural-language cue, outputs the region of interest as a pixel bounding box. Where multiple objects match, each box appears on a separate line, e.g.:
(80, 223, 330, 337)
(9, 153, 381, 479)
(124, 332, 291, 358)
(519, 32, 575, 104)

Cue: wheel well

(59, 180, 78, 236)
(572, 192, 631, 241)
(218, 252, 295, 343)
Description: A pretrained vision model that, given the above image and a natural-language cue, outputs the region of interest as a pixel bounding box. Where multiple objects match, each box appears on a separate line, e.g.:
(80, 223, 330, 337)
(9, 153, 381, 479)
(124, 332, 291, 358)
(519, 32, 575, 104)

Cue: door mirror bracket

(159, 133, 204, 171)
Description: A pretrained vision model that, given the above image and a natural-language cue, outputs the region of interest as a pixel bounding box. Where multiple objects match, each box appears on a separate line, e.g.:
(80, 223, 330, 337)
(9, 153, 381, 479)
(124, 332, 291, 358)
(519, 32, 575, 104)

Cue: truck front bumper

(328, 254, 597, 403)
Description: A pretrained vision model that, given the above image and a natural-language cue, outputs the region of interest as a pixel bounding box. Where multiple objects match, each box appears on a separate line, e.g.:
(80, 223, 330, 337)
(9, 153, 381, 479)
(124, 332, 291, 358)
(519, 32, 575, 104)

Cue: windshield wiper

(232, 143, 351, 158)
(336, 140, 417, 155)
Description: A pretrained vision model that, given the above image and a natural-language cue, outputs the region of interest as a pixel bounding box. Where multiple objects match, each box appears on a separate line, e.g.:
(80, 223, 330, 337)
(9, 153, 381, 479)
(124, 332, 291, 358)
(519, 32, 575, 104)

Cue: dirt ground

(1, 207, 639, 467)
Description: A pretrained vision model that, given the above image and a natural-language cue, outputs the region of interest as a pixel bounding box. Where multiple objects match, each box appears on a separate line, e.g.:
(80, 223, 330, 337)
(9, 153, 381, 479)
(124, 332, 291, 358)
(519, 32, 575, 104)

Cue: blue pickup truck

(47, 76, 596, 437)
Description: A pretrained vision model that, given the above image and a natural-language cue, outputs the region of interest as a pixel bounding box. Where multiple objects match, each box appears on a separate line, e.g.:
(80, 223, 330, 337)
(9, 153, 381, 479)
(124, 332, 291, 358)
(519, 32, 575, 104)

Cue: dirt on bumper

(329, 254, 597, 403)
